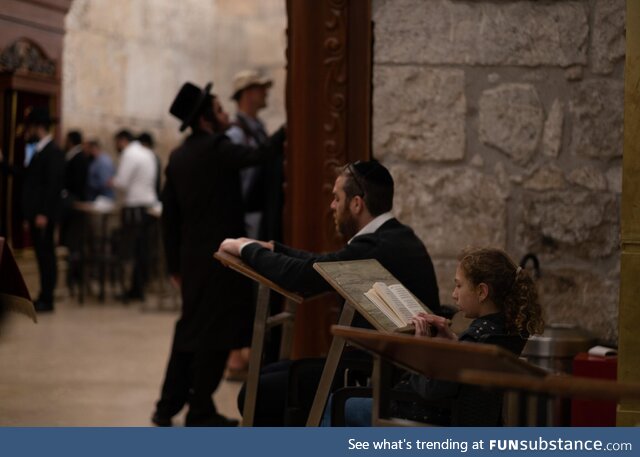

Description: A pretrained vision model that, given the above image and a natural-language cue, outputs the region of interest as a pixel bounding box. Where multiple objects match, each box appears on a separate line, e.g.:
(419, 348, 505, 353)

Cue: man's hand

(219, 237, 273, 257)
(219, 238, 246, 257)
(34, 214, 48, 228)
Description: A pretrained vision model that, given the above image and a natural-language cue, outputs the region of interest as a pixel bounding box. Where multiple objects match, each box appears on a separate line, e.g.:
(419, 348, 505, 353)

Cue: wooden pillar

(285, 0, 372, 357)
(618, 0, 640, 426)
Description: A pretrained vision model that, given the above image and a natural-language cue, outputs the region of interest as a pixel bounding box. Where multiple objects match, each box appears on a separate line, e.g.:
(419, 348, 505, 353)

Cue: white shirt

(35, 134, 53, 153)
(348, 212, 394, 244)
(66, 144, 83, 161)
(25, 134, 52, 166)
(113, 141, 158, 207)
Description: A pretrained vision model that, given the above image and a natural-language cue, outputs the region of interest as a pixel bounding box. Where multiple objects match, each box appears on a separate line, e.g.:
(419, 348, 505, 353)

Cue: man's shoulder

(43, 140, 64, 156)
(349, 218, 427, 260)
(357, 218, 418, 241)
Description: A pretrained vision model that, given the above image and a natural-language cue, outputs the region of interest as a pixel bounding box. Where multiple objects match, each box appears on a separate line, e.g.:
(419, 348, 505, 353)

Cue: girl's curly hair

(458, 248, 545, 337)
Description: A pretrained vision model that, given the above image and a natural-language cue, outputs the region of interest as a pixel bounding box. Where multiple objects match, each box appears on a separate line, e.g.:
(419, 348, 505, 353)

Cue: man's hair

(138, 132, 154, 148)
(340, 161, 394, 216)
(191, 94, 226, 133)
(114, 129, 134, 142)
(66, 130, 82, 146)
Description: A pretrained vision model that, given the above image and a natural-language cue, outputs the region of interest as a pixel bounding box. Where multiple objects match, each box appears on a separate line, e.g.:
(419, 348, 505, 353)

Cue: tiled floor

(0, 297, 243, 426)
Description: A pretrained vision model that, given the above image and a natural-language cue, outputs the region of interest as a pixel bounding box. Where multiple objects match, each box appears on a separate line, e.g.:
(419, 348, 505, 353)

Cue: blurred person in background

(112, 129, 157, 301)
(152, 81, 285, 427)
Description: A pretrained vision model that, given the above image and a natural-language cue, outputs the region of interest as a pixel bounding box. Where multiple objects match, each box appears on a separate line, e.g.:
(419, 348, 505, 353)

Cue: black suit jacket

(241, 218, 441, 314)
(65, 150, 92, 201)
(22, 140, 65, 222)
(161, 128, 284, 350)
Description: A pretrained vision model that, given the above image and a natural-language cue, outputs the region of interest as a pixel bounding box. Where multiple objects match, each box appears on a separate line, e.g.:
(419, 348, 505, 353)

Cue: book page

(364, 289, 404, 327)
(388, 284, 432, 315)
(372, 282, 414, 326)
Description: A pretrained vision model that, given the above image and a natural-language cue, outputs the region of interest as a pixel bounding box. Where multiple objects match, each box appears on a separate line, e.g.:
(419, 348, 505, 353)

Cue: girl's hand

(411, 313, 456, 340)
(411, 313, 431, 337)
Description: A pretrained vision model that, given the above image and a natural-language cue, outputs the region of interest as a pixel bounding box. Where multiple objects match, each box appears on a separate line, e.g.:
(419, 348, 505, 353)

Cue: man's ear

(350, 195, 364, 214)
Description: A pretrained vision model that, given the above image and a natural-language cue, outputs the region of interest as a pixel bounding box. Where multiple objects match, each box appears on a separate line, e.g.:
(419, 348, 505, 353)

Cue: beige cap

(231, 70, 273, 100)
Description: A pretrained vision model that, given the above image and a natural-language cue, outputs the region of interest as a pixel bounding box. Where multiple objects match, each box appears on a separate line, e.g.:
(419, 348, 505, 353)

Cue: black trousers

(29, 220, 57, 305)
(237, 354, 372, 426)
(121, 207, 150, 297)
(155, 336, 230, 425)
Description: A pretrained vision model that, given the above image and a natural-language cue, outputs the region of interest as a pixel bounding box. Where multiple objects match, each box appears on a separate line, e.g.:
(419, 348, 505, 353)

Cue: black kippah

(352, 160, 394, 188)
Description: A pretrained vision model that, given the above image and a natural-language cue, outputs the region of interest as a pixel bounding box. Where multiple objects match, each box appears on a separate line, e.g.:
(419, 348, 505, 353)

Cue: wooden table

(73, 201, 119, 303)
(332, 325, 640, 426)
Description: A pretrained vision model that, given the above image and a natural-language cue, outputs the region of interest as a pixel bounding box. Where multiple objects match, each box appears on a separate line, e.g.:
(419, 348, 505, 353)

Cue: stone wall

(373, 0, 625, 343)
(62, 0, 286, 163)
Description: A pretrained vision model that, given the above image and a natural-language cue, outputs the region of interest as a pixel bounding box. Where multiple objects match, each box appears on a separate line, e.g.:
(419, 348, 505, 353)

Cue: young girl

(414, 247, 544, 347)
(332, 247, 545, 426)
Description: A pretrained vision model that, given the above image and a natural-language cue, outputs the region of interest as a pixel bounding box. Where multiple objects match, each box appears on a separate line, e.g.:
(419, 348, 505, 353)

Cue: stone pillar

(618, 0, 640, 426)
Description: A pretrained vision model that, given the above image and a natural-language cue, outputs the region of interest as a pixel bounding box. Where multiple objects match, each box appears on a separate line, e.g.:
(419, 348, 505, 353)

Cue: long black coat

(22, 141, 65, 222)
(161, 129, 284, 352)
(241, 218, 441, 316)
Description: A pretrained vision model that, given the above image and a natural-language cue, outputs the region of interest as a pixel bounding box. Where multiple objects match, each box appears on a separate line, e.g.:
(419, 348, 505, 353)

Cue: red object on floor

(571, 352, 617, 426)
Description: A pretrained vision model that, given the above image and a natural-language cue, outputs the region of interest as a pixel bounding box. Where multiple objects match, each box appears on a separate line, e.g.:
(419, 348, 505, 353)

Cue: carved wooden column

(286, 0, 371, 357)
(618, 0, 640, 426)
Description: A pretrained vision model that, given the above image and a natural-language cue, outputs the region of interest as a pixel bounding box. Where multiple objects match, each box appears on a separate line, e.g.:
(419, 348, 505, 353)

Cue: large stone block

(567, 166, 608, 191)
(518, 190, 619, 259)
(388, 164, 507, 258)
(478, 84, 544, 165)
(373, 66, 465, 162)
(246, 19, 287, 67)
(373, 0, 588, 66)
(542, 99, 563, 158)
(523, 164, 566, 191)
(606, 165, 622, 194)
(143, 0, 215, 52)
(537, 267, 619, 343)
(569, 79, 624, 159)
(591, 0, 626, 75)
(66, 0, 142, 40)
(63, 31, 127, 117)
(215, 0, 283, 18)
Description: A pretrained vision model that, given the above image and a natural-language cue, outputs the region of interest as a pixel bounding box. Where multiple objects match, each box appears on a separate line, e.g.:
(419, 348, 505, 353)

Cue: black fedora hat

(169, 82, 213, 132)
(24, 106, 57, 127)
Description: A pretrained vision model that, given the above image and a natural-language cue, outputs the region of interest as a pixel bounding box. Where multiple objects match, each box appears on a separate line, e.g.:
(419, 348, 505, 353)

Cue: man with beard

(219, 160, 440, 425)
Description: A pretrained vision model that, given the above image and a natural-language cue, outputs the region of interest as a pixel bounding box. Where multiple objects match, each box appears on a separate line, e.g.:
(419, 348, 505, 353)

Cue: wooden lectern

(305, 259, 432, 426)
(215, 255, 434, 427)
(214, 251, 305, 426)
(0, 237, 36, 323)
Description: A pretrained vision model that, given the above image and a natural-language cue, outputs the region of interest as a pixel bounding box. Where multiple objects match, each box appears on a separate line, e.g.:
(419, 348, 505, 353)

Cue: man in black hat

(219, 160, 441, 425)
(152, 82, 284, 427)
(21, 107, 65, 312)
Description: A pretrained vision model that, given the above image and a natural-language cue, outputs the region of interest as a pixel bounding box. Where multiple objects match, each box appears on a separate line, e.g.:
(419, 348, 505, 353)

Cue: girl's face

(452, 264, 483, 319)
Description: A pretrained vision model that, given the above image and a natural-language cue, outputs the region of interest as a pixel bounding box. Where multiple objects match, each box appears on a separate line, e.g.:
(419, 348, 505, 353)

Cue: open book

(364, 282, 432, 328)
